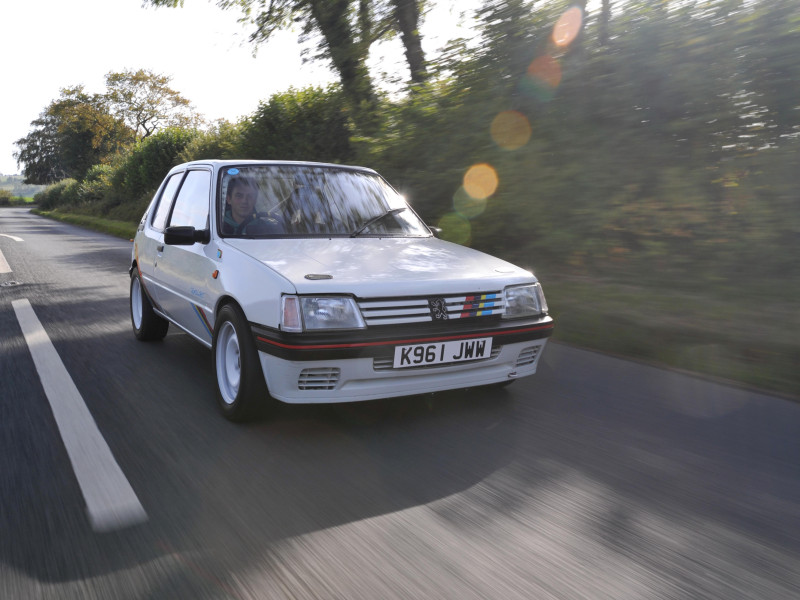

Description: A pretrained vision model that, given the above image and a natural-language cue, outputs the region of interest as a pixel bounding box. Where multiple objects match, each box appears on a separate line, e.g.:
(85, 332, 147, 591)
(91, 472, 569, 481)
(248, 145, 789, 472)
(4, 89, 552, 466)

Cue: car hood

(223, 237, 536, 295)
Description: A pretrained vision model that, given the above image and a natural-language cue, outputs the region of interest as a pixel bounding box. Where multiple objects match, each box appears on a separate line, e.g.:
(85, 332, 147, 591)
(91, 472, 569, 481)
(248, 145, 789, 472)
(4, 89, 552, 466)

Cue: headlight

(502, 283, 548, 319)
(281, 295, 366, 332)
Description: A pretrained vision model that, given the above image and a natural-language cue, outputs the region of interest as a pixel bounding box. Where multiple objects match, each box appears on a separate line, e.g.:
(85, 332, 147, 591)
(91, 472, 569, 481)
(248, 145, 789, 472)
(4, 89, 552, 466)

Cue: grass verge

(546, 276, 799, 400)
(32, 209, 137, 240)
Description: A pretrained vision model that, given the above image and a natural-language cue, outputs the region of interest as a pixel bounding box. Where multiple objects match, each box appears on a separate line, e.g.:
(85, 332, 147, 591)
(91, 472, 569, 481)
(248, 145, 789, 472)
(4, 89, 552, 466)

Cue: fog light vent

(373, 357, 394, 371)
(516, 346, 540, 367)
(298, 367, 341, 390)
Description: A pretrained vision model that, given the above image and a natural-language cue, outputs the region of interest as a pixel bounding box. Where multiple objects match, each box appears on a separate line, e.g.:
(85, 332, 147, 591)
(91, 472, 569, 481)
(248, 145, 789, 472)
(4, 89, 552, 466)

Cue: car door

(153, 168, 217, 344)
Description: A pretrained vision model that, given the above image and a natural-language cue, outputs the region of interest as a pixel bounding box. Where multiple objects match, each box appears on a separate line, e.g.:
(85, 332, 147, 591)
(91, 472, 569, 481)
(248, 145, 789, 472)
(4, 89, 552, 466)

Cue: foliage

(13, 86, 134, 184)
(34, 179, 81, 211)
(239, 86, 354, 162)
(104, 127, 199, 220)
(0, 191, 30, 206)
(78, 163, 116, 206)
(33, 127, 198, 220)
(14, 69, 199, 184)
(356, 0, 800, 290)
(177, 120, 244, 163)
(105, 69, 200, 140)
(105, 69, 198, 140)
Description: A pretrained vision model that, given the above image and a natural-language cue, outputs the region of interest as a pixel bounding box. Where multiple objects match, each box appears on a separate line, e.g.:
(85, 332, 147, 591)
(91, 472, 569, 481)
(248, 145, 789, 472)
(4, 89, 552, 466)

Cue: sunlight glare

(463, 163, 499, 200)
(520, 53, 562, 101)
(453, 186, 488, 218)
(490, 110, 532, 150)
(552, 7, 583, 48)
(527, 55, 562, 90)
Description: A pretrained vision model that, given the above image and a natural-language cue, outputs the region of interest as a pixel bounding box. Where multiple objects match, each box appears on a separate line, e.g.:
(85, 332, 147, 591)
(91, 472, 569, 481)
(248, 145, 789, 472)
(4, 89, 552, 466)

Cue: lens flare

(520, 54, 562, 101)
(438, 213, 472, 245)
(491, 110, 532, 150)
(464, 163, 499, 200)
(552, 7, 583, 48)
(528, 55, 562, 89)
(453, 186, 488, 219)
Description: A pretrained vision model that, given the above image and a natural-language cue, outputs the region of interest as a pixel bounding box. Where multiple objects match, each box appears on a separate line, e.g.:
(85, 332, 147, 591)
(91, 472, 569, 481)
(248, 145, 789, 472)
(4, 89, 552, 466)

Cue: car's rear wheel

(130, 270, 169, 341)
(213, 303, 273, 421)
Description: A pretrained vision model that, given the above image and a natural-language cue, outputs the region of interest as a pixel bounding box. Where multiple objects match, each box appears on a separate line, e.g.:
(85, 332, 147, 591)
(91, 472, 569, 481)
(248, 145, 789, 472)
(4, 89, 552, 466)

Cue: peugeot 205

(130, 160, 553, 421)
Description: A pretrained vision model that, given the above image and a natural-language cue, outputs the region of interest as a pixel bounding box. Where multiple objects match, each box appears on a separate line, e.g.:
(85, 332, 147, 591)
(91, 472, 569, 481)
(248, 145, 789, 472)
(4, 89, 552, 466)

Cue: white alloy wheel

(130, 271, 169, 341)
(212, 303, 271, 421)
(216, 321, 241, 405)
(131, 276, 144, 330)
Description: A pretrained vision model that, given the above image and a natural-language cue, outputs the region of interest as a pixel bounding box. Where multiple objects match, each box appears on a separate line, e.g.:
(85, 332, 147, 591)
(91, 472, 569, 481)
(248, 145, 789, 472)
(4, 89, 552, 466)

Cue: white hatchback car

(130, 160, 553, 420)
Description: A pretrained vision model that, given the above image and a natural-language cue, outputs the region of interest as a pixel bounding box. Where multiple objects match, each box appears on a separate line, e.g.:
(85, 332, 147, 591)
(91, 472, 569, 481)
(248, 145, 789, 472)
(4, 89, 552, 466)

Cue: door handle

(157, 244, 164, 252)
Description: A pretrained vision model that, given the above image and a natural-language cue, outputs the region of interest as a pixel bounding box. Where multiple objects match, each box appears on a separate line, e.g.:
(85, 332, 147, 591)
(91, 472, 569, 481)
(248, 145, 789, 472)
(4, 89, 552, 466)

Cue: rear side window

(169, 170, 211, 230)
(151, 173, 183, 231)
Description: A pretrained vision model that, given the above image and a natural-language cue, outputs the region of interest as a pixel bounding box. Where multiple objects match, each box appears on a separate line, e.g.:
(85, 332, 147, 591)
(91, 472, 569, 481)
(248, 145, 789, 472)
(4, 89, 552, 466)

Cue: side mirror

(165, 226, 210, 245)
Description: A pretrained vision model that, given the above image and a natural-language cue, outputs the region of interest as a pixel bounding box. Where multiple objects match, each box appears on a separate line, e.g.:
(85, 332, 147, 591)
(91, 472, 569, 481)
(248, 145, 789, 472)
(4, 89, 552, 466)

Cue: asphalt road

(1, 207, 798, 600)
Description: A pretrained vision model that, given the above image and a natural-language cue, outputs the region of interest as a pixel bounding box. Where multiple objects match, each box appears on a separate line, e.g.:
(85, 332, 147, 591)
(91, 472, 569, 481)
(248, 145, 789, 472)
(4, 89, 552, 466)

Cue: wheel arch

(215, 294, 241, 320)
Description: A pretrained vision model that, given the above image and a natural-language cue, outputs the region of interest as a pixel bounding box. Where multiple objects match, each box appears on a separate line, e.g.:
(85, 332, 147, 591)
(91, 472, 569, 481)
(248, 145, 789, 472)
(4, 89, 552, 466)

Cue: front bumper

(253, 316, 553, 403)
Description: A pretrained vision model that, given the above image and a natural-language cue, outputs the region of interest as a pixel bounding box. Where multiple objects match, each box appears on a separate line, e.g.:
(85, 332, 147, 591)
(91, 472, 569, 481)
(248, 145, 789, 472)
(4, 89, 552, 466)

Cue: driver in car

(222, 176, 282, 235)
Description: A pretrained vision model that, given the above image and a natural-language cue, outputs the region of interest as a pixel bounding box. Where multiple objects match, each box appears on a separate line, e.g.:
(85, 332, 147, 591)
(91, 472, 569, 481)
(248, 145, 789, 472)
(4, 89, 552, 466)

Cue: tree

(13, 87, 133, 184)
(104, 69, 199, 140)
(13, 112, 65, 184)
(14, 69, 197, 184)
(391, 0, 428, 84)
(299, 0, 379, 116)
(147, 0, 428, 123)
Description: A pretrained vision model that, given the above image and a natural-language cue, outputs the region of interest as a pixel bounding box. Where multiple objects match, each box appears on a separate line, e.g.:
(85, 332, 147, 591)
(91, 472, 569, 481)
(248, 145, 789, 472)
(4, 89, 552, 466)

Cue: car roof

(170, 159, 378, 176)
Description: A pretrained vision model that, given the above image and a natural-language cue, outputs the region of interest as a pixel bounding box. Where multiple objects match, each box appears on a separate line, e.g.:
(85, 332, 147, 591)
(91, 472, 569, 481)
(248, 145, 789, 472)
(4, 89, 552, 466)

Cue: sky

(0, 0, 478, 176)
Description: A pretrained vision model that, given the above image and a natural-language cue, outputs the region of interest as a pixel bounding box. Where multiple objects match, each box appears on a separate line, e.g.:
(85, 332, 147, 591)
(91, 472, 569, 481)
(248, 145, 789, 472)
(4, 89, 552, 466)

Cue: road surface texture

(1, 207, 798, 599)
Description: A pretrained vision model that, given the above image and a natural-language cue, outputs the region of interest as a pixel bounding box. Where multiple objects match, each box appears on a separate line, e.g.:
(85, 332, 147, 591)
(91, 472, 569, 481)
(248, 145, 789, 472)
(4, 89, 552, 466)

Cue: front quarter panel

(213, 241, 297, 332)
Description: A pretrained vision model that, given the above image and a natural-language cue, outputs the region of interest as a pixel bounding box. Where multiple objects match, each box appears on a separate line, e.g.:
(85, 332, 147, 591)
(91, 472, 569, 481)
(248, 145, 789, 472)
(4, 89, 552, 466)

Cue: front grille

(357, 291, 504, 326)
(373, 345, 502, 371)
(516, 346, 540, 367)
(298, 367, 340, 390)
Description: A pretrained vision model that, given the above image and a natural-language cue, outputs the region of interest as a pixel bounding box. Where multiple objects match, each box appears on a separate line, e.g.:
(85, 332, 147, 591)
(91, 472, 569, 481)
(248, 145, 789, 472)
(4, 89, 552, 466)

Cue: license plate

(393, 337, 493, 369)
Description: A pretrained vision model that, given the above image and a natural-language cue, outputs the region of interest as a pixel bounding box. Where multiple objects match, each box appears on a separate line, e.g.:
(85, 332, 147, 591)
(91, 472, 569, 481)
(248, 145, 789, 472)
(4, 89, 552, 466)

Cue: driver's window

(170, 170, 211, 230)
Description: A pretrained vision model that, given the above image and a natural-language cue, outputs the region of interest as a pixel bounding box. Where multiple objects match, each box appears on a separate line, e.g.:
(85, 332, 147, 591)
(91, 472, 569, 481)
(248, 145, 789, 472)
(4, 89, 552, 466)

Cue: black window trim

(150, 170, 185, 233)
(150, 167, 213, 233)
(166, 168, 213, 231)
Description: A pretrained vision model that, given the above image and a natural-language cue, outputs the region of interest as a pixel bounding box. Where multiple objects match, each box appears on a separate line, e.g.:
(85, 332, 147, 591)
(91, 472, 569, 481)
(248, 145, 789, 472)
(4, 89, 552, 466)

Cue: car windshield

(218, 164, 431, 238)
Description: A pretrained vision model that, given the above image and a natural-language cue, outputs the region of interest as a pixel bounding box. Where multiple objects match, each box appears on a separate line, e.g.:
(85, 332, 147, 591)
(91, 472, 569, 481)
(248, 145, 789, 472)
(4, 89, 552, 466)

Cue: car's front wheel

(212, 303, 273, 421)
(130, 270, 169, 341)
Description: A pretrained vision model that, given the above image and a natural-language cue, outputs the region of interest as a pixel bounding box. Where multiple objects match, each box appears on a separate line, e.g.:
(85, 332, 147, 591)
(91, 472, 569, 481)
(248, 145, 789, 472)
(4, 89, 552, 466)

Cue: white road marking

(0, 233, 24, 242)
(0, 248, 10, 274)
(12, 298, 148, 532)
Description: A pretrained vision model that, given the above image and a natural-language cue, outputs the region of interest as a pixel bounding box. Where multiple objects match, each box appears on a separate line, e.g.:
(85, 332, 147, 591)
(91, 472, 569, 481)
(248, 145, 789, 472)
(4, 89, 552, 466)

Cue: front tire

(130, 270, 169, 341)
(212, 303, 273, 421)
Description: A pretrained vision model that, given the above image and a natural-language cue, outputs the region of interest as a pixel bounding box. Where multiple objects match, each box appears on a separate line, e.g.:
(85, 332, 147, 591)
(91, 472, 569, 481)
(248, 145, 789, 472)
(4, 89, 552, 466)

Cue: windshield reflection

(218, 165, 431, 238)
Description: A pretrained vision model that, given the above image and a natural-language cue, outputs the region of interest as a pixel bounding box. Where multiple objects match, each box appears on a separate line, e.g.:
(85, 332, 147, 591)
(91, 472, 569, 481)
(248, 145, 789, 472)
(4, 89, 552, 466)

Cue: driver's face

(229, 185, 257, 223)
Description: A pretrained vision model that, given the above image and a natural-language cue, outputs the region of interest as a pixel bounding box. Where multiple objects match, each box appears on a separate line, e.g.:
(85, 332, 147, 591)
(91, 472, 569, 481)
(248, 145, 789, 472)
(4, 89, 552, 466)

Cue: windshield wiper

(350, 207, 407, 237)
